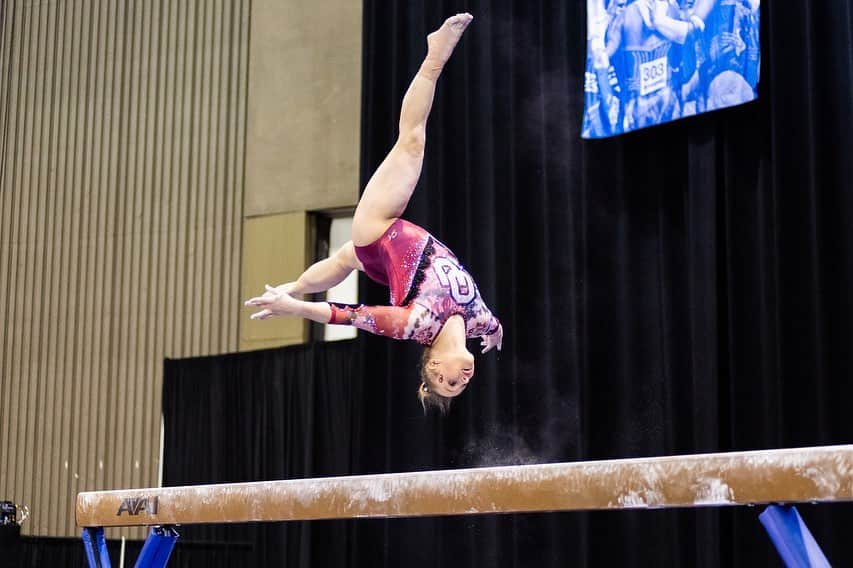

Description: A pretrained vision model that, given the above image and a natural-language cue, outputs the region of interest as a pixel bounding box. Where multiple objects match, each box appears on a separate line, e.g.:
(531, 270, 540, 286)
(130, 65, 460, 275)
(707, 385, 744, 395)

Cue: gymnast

(244, 13, 502, 413)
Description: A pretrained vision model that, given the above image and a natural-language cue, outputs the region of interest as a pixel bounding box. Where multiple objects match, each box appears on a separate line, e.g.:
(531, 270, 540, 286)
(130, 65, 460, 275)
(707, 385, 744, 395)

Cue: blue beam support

(82, 527, 112, 568)
(83, 525, 179, 567)
(134, 526, 180, 568)
(760, 505, 831, 568)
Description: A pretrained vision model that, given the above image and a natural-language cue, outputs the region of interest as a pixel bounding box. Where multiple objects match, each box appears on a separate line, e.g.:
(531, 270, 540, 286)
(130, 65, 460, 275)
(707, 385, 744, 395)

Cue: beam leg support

(134, 526, 179, 568)
(759, 505, 830, 568)
(82, 527, 112, 568)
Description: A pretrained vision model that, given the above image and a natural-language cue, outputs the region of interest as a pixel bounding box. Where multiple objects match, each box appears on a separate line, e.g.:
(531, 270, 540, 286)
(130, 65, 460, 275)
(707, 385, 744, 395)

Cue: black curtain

(162, 341, 364, 567)
(356, 0, 853, 566)
(18, 536, 248, 568)
(158, 0, 853, 567)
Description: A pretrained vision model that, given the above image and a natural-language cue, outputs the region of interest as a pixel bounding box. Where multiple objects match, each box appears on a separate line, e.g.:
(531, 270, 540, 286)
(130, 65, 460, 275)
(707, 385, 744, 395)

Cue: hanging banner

(582, 0, 760, 139)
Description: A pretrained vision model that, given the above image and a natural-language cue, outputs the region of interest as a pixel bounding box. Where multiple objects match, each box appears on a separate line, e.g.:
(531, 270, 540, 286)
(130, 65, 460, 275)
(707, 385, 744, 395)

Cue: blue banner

(583, 0, 760, 138)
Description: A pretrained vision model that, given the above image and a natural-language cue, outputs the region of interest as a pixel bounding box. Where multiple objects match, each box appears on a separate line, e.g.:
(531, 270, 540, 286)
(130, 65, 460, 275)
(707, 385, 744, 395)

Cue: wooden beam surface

(76, 445, 853, 527)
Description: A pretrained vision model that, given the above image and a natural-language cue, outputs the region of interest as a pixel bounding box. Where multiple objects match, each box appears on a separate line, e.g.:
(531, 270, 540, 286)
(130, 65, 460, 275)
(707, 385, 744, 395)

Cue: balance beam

(76, 445, 853, 528)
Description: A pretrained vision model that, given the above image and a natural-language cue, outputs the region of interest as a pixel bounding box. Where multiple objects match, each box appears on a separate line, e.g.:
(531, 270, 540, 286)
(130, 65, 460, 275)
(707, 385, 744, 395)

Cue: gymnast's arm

(245, 285, 333, 322)
(245, 288, 417, 341)
(648, 1, 694, 45)
(269, 241, 363, 297)
(327, 303, 416, 339)
(605, 9, 625, 58)
(692, 0, 716, 21)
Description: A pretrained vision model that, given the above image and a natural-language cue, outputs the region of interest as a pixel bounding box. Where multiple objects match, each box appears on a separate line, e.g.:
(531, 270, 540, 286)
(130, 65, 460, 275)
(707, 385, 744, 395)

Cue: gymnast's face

(429, 349, 475, 397)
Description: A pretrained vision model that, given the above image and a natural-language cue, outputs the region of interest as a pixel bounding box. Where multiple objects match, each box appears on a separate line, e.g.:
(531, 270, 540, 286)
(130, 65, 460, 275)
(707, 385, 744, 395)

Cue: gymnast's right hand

(269, 281, 299, 296)
(244, 284, 301, 320)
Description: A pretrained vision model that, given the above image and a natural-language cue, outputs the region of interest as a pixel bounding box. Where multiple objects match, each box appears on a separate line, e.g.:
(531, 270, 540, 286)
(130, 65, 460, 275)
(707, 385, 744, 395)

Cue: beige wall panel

(240, 211, 308, 350)
(0, 0, 250, 537)
(244, 0, 361, 216)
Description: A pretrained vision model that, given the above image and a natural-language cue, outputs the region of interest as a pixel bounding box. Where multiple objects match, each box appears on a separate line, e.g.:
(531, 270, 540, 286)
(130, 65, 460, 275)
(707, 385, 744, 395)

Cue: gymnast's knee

(397, 125, 426, 157)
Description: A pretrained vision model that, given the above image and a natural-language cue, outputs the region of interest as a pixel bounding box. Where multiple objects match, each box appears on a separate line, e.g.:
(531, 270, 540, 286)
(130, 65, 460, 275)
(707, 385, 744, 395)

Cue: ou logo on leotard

(432, 257, 476, 304)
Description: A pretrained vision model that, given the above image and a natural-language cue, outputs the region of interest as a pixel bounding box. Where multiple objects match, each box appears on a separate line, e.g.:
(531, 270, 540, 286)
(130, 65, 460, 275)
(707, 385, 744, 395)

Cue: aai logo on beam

(116, 496, 159, 516)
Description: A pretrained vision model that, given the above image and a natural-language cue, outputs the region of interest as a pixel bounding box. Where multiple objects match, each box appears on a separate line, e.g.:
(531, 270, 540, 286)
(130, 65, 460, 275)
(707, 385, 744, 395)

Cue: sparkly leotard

(328, 219, 500, 346)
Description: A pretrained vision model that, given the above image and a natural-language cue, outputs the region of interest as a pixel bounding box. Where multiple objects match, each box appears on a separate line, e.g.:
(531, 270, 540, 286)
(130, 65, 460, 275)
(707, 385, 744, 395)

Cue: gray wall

(240, 0, 362, 349)
(244, 0, 361, 216)
(0, 0, 250, 537)
(0, 0, 360, 538)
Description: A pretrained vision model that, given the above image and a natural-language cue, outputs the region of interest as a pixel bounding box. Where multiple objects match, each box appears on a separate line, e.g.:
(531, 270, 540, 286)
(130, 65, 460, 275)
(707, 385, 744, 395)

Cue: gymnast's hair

(418, 347, 452, 415)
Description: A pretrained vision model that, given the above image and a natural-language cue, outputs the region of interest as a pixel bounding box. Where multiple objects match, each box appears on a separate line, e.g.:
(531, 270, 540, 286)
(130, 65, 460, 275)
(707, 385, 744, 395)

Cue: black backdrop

(159, 1, 853, 567)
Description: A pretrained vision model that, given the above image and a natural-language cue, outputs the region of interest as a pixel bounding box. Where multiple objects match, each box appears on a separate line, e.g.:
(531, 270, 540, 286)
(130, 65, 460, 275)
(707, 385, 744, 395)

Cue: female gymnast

(244, 13, 503, 413)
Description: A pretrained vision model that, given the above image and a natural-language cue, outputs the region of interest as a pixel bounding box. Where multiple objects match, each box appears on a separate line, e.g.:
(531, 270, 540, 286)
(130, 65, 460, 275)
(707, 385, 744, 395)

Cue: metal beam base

(135, 526, 180, 567)
(82, 526, 179, 568)
(760, 505, 830, 567)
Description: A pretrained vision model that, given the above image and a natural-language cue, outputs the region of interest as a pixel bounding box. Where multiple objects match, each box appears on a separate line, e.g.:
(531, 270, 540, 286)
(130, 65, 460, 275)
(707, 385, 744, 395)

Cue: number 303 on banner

(639, 56, 667, 96)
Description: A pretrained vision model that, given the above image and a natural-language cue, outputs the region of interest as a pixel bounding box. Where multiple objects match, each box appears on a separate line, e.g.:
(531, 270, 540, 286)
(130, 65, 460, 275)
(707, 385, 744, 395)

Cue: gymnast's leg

(351, 13, 473, 247)
(244, 14, 472, 320)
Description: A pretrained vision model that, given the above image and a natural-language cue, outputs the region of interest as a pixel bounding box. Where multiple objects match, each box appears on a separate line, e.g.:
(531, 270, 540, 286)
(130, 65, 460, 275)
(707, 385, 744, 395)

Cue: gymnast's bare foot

(426, 13, 473, 67)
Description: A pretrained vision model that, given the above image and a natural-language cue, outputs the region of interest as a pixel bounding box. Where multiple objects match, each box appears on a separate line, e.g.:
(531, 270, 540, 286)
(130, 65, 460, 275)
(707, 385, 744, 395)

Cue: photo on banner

(582, 0, 760, 139)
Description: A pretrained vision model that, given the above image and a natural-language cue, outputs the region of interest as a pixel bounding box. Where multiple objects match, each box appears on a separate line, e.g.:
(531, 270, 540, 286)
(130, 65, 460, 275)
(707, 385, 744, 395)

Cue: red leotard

(328, 219, 500, 346)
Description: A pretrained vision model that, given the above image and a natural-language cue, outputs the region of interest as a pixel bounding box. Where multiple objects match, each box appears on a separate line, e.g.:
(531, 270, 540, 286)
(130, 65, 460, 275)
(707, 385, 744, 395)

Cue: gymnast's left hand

(244, 284, 301, 320)
(480, 324, 503, 354)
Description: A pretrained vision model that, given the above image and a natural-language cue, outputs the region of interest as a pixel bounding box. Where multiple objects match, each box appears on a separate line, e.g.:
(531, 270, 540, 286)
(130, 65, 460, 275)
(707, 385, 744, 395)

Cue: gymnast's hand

(650, 0, 670, 26)
(244, 284, 302, 320)
(711, 32, 746, 60)
(480, 324, 503, 354)
(637, 0, 678, 31)
(270, 281, 300, 296)
(635, 0, 652, 28)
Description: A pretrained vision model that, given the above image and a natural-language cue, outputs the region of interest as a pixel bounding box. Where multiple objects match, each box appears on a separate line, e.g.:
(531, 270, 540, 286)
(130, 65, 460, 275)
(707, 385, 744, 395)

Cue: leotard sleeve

(482, 314, 501, 336)
(327, 302, 417, 340)
(467, 307, 500, 339)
